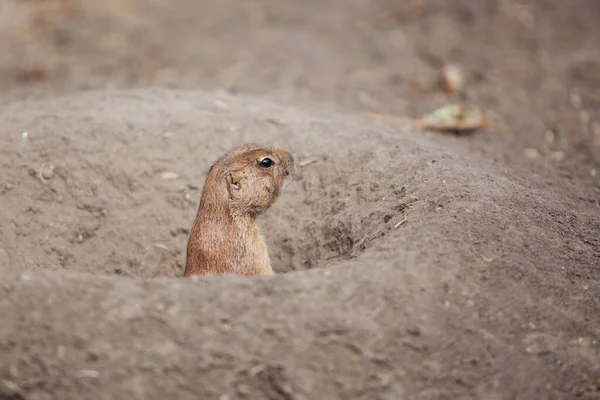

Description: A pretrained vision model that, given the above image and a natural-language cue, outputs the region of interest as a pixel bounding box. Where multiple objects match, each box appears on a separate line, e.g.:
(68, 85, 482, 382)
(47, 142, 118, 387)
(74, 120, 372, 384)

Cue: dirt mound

(0, 89, 598, 399)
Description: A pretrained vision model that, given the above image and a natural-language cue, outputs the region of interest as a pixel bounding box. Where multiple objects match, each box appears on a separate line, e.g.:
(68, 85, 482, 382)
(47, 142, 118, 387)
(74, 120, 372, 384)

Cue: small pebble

(160, 171, 179, 180)
(41, 165, 55, 180)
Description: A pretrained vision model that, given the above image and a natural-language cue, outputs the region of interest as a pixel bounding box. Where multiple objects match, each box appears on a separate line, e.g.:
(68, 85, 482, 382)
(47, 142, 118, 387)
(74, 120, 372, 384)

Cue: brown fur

(184, 144, 295, 277)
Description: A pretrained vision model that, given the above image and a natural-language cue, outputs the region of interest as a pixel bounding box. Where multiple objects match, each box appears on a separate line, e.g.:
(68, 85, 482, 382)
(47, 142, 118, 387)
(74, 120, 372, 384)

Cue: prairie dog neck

(195, 209, 273, 276)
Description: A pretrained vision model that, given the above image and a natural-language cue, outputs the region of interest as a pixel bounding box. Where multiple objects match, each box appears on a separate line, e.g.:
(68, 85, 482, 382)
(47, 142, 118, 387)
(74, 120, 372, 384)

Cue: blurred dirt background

(0, 0, 599, 399)
(1, 0, 600, 175)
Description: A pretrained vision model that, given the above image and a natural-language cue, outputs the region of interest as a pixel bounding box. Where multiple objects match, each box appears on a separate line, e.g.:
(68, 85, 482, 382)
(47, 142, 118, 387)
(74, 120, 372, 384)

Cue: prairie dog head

(208, 144, 295, 218)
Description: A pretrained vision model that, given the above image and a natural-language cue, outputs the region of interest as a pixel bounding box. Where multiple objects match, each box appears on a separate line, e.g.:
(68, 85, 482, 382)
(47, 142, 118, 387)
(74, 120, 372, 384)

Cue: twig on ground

(394, 217, 408, 228)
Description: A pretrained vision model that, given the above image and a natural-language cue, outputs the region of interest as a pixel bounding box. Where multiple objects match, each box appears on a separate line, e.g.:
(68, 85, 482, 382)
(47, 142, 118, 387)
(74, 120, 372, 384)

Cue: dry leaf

(416, 104, 485, 132)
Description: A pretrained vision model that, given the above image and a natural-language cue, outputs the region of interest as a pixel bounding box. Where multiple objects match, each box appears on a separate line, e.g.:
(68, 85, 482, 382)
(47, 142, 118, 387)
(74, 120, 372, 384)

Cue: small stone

(160, 171, 179, 180)
(40, 165, 54, 180)
(591, 169, 597, 177)
(324, 270, 332, 277)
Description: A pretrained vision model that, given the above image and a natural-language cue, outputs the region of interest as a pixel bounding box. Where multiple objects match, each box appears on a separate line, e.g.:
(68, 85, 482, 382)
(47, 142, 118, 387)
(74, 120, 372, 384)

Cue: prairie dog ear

(226, 171, 245, 195)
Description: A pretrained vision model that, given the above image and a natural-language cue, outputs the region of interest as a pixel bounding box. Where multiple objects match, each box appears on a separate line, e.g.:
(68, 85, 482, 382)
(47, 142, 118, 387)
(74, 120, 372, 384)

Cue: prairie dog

(184, 144, 294, 276)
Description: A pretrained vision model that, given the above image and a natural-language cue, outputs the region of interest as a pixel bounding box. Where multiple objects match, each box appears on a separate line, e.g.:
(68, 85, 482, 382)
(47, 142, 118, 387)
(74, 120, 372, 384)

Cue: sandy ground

(0, 0, 599, 399)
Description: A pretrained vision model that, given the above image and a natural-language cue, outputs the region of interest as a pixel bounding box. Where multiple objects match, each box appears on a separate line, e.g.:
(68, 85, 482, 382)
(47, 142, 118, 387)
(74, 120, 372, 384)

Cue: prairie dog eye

(259, 157, 274, 168)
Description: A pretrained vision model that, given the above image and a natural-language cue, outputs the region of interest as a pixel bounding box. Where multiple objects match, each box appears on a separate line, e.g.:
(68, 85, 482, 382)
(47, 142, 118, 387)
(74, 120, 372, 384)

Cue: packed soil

(0, 1, 599, 399)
